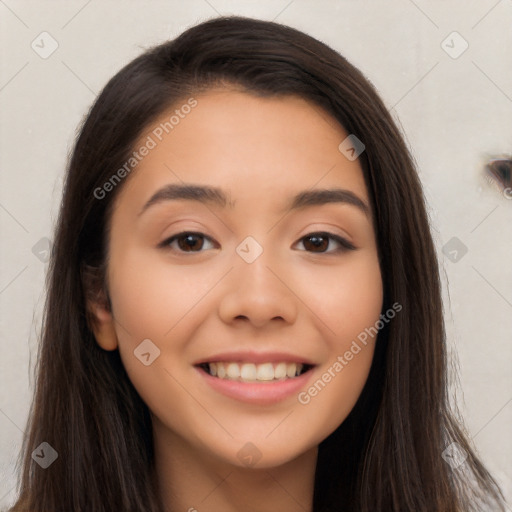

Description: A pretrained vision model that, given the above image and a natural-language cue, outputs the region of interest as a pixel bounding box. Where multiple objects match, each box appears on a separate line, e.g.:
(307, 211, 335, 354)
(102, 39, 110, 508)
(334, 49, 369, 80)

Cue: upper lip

(193, 351, 316, 366)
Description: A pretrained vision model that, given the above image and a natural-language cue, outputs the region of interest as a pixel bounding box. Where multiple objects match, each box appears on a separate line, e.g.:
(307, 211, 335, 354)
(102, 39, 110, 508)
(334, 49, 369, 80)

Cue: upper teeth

(207, 362, 304, 382)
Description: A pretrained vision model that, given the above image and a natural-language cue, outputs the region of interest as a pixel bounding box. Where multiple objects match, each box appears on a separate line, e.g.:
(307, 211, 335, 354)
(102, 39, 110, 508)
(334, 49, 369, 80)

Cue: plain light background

(1, 0, 511, 508)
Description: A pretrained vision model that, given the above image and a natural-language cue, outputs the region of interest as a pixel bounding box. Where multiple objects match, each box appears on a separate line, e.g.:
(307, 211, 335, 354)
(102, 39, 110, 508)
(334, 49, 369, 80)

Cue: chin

(215, 437, 317, 471)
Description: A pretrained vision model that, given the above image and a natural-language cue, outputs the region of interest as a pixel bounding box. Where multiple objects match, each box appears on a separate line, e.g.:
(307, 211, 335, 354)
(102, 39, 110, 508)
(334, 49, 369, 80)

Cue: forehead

(114, 89, 369, 215)
(153, 88, 347, 153)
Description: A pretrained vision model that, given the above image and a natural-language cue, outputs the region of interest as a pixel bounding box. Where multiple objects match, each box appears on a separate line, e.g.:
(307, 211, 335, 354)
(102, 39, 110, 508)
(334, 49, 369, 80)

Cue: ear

(82, 263, 118, 351)
(87, 302, 118, 351)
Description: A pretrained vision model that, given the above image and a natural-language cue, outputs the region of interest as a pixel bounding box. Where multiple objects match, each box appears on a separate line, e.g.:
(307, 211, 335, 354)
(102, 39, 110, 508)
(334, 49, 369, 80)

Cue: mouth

(197, 361, 314, 383)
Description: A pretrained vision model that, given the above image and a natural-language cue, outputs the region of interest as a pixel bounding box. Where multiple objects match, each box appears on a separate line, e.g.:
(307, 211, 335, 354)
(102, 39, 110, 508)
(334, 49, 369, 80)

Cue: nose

(217, 252, 298, 329)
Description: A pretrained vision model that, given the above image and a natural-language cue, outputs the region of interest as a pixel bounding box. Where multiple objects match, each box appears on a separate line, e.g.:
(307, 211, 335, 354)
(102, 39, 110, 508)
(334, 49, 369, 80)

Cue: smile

(199, 361, 312, 382)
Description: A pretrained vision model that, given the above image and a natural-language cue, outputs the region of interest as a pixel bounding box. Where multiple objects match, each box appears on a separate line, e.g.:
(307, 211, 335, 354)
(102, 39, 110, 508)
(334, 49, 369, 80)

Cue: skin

(89, 89, 383, 512)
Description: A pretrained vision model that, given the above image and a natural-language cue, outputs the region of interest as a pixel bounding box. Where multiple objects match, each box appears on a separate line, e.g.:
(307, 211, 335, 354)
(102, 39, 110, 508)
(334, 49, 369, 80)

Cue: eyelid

(293, 231, 357, 252)
(159, 230, 356, 254)
(158, 231, 218, 250)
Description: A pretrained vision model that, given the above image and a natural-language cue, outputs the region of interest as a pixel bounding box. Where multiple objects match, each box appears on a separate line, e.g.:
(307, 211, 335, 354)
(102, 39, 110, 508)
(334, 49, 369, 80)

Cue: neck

(152, 420, 317, 512)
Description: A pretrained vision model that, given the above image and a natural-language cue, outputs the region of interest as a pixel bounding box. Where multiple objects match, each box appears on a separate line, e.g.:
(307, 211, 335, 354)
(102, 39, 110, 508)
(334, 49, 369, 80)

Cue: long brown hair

(9, 16, 507, 511)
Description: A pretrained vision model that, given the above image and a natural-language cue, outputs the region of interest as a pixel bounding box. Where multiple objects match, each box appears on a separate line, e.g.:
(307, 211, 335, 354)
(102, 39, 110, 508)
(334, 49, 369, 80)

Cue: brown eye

(177, 233, 204, 251)
(303, 234, 329, 252)
(298, 232, 356, 253)
(161, 232, 216, 253)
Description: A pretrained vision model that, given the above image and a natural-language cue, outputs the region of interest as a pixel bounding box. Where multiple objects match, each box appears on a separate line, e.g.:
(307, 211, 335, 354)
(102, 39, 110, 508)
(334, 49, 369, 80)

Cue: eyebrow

(138, 183, 370, 217)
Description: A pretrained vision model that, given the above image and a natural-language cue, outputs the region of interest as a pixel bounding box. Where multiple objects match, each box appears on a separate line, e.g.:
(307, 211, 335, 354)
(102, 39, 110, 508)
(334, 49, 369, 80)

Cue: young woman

(9, 16, 507, 512)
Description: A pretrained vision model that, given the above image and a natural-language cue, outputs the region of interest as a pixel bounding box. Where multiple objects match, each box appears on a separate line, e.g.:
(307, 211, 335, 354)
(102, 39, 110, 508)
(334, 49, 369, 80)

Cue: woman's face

(93, 89, 383, 468)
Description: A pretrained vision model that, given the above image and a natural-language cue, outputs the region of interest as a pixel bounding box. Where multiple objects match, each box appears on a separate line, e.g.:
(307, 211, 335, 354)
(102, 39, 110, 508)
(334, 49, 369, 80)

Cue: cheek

(106, 254, 210, 439)
(108, 249, 218, 342)
(291, 252, 382, 433)
(300, 251, 383, 343)
(296, 346, 375, 445)
(106, 250, 221, 412)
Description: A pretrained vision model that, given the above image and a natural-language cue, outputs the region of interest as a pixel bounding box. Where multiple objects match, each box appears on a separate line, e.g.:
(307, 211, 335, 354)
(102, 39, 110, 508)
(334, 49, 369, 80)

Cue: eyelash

(159, 231, 356, 254)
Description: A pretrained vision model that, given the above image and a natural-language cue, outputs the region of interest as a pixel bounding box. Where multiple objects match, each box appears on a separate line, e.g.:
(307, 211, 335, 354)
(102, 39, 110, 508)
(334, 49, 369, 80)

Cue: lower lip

(196, 367, 315, 405)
